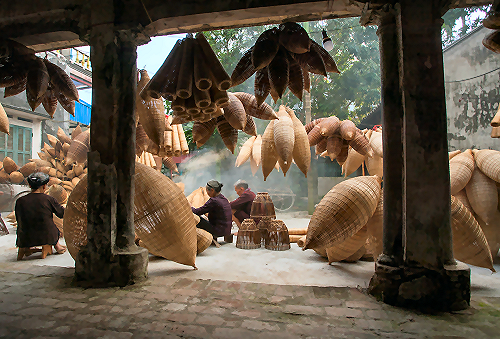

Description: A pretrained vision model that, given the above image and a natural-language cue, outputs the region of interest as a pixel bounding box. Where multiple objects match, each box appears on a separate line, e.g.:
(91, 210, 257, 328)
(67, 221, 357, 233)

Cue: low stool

(41, 245, 52, 259)
(17, 247, 42, 261)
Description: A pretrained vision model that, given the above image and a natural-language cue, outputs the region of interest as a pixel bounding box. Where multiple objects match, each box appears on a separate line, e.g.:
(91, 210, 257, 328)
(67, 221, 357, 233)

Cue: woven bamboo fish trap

(254, 68, 271, 107)
(163, 157, 179, 173)
(63, 176, 88, 260)
(224, 93, 247, 130)
(177, 125, 189, 155)
(265, 219, 290, 251)
(365, 192, 383, 261)
(368, 130, 383, 157)
(472, 149, 500, 183)
(192, 119, 216, 143)
(26, 57, 49, 110)
(134, 163, 197, 267)
(268, 48, 289, 99)
(47, 134, 58, 147)
(217, 117, 238, 154)
(304, 175, 382, 250)
(3, 157, 18, 174)
(449, 150, 461, 160)
(9, 171, 24, 184)
(343, 147, 366, 177)
(278, 22, 311, 54)
(326, 136, 343, 161)
(450, 196, 495, 272)
(44, 60, 78, 101)
(250, 153, 259, 176)
(66, 130, 89, 165)
(289, 111, 310, 177)
(243, 115, 257, 136)
(305, 118, 325, 134)
(293, 46, 327, 77)
(187, 187, 209, 209)
(57, 127, 71, 145)
(30, 159, 51, 168)
(197, 228, 212, 254)
(19, 162, 36, 177)
(465, 167, 499, 225)
(135, 123, 150, 154)
(171, 124, 181, 157)
(251, 28, 280, 70)
(235, 136, 256, 167)
(296, 235, 306, 248)
(236, 218, 261, 249)
(475, 214, 500, 258)
(326, 226, 368, 263)
(251, 135, 262, 167)
(231, 48, 256, 88)
(261, 120, 279, 180)
(365, 154, 383, 178)
(307, 124, 323, 147)
(136, 70, 165, 146)
(350, 132, 373, 157)
(319, 116, 341, 137)
(47, 184, 68, 205)
(315, 138, 327, 155)
(453, 189, 473, 213)
(41, 88, 58, 118)
(274, 106, 294, 164)
(287, 59, 304, 101)
(48, 177, 61, 186)
(450, 149, 474, 195)
(0, 102, 10, 135)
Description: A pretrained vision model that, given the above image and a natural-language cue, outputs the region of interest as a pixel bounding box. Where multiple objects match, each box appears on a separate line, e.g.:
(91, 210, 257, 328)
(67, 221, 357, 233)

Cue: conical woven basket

(311, 40, 339, 73)
(224, 93, 247, 130)
(287, 60, 304, 101)
(47, 134, 58, 147)
(365, 192, 383, 261)
(265, 219, 290, 251)
(449, 150, 461, 160)
(326, 136, 343, 160)
(72, 124, 83, 140)
(192, 119, 216, 143)
(366, 154, 383, 178)
(254, 67, 271, 107)
(472, 149, 500, 183)
(197, 228, 212, 255)
(66, 130, 90, 165)
(236, 218, 261, 249)
(136, 70, 165, 146)
(3, 157, 18, 174)
(343, 147, 366, 177)
(293, 47, 327, 77)
(278, 22, 311, 54)
(453, 189, 473, 213)
(47, 184, 68, 205)
(9, 171, 24, 184)
(251, 135, 262, 167)
(465, 166, 499, 225)
(274, 106, 295, 164)
(63, 176, 88, 260)
(243, 115, 257, 136)
(44, 60, 79, 101)
(41, 88, 58, 118)
(267, 48, 289, 98)
(305, 118, 325, 134)
(261, 120, 279, 180)
(251, 28, 279, 70)
(231, 48, 256, 88)
(217, 118, 238, 154)
(19, 162, 36, 177)
(368, 130, 383, 156)
(476, 214, 500, 257)
(57, 127, 71, 145)
(307, 124, 323, 147)
(0, 103, 9, 135)
(235, 136, 256, 167)
(326, 225, 368, 263)
(319, 116, 341, 137)
(304, 175, 382, 250)
(290, 113, 311, 177)
(451, 195, 495, 272)
(350, 132, 373, 157)
(450, 149, 474, 195)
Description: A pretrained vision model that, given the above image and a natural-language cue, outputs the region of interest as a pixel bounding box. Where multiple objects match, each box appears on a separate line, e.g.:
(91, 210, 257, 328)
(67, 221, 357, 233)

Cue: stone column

(369, 1, 470, 311)
(74, 0, 148, 287)
(376, 9, 404, 266)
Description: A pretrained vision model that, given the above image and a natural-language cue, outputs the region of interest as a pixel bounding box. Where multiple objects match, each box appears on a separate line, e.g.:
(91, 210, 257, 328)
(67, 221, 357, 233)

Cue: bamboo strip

(176, 36, 194, 99)
(195, 33, 232, 91)
(178, 124, 189, 154)
(172, 124, 181, 157)
(193, 41, 213, 91)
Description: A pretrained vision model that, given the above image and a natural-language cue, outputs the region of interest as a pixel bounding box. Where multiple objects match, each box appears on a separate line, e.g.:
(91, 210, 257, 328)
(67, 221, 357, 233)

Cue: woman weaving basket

(15, 172, 66, 260)
(191, 180, 233, 243)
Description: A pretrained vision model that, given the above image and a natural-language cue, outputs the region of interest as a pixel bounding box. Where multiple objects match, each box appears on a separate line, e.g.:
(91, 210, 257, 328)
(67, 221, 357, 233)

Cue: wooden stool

(17, 247, 44, 260)
(41, 245, 52, 259)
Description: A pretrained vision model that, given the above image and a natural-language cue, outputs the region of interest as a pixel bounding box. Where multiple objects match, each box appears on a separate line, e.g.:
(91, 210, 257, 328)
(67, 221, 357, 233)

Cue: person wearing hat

(191, 180, 232, 242)
(230, 179, 256, 227)
(15, 172, 66, 260)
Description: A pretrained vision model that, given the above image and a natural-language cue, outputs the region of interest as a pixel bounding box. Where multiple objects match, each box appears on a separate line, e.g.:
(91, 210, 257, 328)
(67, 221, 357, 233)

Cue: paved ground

(1, 212, 500, 338)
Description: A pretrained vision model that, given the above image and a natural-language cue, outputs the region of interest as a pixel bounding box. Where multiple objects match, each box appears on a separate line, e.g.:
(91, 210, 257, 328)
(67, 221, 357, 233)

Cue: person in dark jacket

(230, 179, 256, 227)
(191, 180, 232, 241)
(15, 172, 66, 260)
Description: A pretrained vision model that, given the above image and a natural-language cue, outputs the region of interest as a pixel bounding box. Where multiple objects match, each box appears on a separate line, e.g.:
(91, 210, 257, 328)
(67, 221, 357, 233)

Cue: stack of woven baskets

(0, 40, 79, 117)
(258, 105, 310, 179)
(231, 22, 339, 104)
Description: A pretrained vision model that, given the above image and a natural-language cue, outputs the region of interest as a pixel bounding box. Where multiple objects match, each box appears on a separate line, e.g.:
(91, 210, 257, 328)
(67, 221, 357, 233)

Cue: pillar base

(368, 261, 470, 312)
(74, 245, 148, 288)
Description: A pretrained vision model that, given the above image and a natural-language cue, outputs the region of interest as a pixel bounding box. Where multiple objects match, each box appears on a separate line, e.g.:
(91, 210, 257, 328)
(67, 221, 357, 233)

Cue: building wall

(444, 26, 500, 151)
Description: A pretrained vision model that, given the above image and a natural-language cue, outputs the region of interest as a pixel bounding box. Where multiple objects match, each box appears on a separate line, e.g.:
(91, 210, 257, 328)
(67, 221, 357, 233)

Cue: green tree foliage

(442, 6, 490, 47)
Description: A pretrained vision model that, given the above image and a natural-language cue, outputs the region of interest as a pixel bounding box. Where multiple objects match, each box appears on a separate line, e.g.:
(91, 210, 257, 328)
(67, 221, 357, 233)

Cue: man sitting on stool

(230, 179, 256, 227)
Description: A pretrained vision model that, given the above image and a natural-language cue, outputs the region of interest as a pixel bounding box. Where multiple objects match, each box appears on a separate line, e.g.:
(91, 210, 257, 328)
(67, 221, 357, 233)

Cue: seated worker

(15, 172, 66, 260)
(230, 179, 256, 227)
(192, 180, 232, 242)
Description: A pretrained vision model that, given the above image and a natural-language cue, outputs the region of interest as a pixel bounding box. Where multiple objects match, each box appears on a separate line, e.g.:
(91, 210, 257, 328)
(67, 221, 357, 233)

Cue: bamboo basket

(251, 28, 280, 70)
(365, 192, 383, 261)
(265, 219, 290, 251)
(304, 175, 382, 250)
(369, 130, 383, 156)
(287, 59, 304, 100)
(3, 157, 18, 174)
(19, 162, 36, 177)
(465, 166, 499, 225)
(250, 153, 258, 176)
(192, 119, 216, 143)
(48, 177, 61, 186)
(261, 120, 279, 180)
(326, 136, 343, 161)
(176, 37, 194, 99)
(451, 195, 495, 272)
(66, 130, 90, 165)
(47, 134, 58, 148)
(296, 235, 307, 248)
(288, 234, 302, 243)
(30, 158, 51, 168)
(197, 228, 212, 254)
(235, 136, 256, 167)
(195, 33, 232, 91)
(251, 135, 262, 167)
(319, 116, 341, 137)
(236, 218, 261, 249)
(224, 93, 247, 130)
(343, 146, 366, 177)
(472, 149, 500, 183)
(288, 228, 308, 235)
(267, 48, 289, 99)
(41, 88, 60, 118)
(453, 189, 473, 213)
(326, 226, 368, 263)
(305, 118, 326, 134)
(254, 68, 271, 107)
(243, 115, 257, 136)
(350, 132, 373, 157)
(293, 46, 327, 77)
(231, 48, 256, 88)
(57, 127, 71, 145)
(290, 112, 311, 177)
(0, 102, 10, 135)
(365, 154, 383, 178)
(163, 157, 179, 173)
(277, 153, 292, 176)
(72, 124, 82, 140)
(177, 124, 189, 155)
(307, 124, 323, 146)
(449, 150, 461, 160)
(9, 171, 24, 184)
(217, 117, 238, 154)
(63, 177, 88, 260)
(476, 214, 500, 258)
(278, 22, 311, 54)
(450, 149, 474, 195)
(233, 92, 278, 121)
(136, 70, 165, 146)
(273, 106, 295, 164)
(171, 124, 181, 157)
(135, 123, 150, 153)
(338, 120, 357, 141)
(47, 184, 68, 205)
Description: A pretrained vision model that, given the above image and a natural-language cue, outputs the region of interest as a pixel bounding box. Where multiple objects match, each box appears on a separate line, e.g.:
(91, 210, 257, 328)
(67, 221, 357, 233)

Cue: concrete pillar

(74, 0, 148, 287)
(376, 9, 404, 266)
(368, 1, 470, 312)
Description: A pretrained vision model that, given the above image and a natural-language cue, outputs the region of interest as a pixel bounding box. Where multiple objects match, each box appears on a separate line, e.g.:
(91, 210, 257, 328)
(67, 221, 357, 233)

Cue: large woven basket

(233, 92, 278, 120)
(326, 225, 368, 263)
(465, 167, 499, 225)
(273, 106, 294, 164)
(63, 175, 88, 260)
(192, 119, 216, 143)
(453, 189, 473, 213)
(3, 157, 18, 174)
(217, 117, 238, 154)
(305, 118, 325, 134)
(235, 136, 256, 167)
(261, 120, 279, 180)
(224, 93, 247, 130)
(19, 161, 36, 177)
(290, 113, 310, 177)
(350, 131, 373, 157)
(304, 175, 382, 250)
(47, 184, 68, 205)
(451, 196, 495, 271)
(236, 218, 261, 249)
(57, 127, 71, 145)
(449, 149, 474, 195)
(319, 116, 341, 137)
(136, 70, 165, 146)
(0, 103, 9, 135)
(251, 28, 279, 70)
(196, 228, 212, 255)
(472, 149, 500, 183)
(66, 130, 90, 165)
(365, 192, 383, 261)
(251, 135, 262, 167)
(343, 147, 365, 177)
(265, 219, 290, 251)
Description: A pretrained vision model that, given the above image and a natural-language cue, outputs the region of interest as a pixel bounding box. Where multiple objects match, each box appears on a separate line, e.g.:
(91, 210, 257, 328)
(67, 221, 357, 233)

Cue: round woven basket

(304, 175, 382, 250)
(196, 228, 212, 254)
(236, 218, 261, 249)
(265, 219, 290, 251)
(9, 171, 24, 184)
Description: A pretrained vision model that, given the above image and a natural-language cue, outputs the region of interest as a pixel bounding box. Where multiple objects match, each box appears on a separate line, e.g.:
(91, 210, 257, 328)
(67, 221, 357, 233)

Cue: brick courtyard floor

(0, 263, 499, 339)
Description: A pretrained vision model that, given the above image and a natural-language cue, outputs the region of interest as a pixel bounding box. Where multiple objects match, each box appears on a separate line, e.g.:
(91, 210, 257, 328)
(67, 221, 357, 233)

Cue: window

(0, 125, 32, 166)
